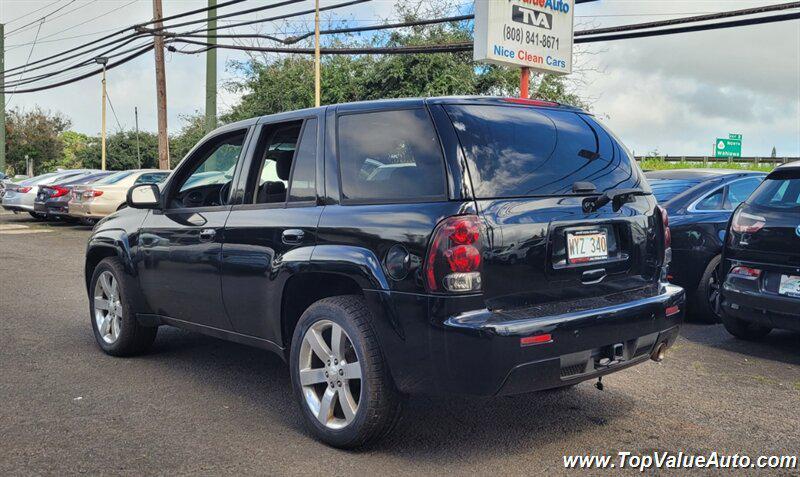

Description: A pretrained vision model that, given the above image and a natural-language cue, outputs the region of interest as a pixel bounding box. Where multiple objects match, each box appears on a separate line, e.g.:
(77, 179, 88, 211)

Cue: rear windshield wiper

(582, 188, 651, 213)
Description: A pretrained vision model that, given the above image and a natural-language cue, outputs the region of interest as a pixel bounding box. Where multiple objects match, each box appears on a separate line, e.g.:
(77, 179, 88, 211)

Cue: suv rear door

(443, 102, 662, 310)
(220, 114, 324, 341)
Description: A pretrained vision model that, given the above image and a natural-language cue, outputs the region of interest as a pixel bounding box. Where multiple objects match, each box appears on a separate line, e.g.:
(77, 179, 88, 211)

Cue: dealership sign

(474, 0, 575, 74)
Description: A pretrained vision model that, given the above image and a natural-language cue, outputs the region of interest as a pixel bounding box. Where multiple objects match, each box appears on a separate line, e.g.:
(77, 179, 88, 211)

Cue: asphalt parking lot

(1, 210, 799, 476)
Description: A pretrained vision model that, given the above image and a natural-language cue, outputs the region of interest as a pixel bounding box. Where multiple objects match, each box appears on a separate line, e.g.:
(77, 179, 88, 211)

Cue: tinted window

(179, 131, 245, 195)
(695, 188, 723, 210)
(252, 121, 301, 204)
(338, 109, 445, 203)
(289, 119, 317, 202)
(446, 105, 644, 197)
(648, 179, 702, 203)
(749, 172, 800, 210)
(724, 177, 762, 209)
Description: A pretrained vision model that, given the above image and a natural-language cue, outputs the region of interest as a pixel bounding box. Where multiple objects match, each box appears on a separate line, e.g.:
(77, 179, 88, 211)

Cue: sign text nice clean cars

(474, 0, 574, 74)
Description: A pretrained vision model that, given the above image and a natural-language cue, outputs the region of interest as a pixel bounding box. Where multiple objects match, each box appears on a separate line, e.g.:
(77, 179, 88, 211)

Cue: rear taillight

(84, 190, 103, 198)
(18, 186, 32, 193)
(51, 186, 69, 198)
(424, 215, 483, 293)
(731, 209, 765, 234)
(730, 266, 762, 279)
(657, 205, 672, 265)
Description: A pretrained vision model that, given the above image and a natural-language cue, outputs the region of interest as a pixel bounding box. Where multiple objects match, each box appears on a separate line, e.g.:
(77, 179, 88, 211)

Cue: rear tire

(692, 255, 722, 323)
(722, 312, 771, 341)
(289, 295, 402, 449)
(28, 211, 45, 220)
(89, 257, 157, 356)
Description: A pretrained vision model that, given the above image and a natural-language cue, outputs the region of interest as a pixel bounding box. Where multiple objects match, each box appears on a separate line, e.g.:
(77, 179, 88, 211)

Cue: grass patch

(638, 159, 777, 173)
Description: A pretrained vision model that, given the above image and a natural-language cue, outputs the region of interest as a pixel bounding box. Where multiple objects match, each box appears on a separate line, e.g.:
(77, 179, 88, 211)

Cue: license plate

(566, 230, 608, 264)
(778, 275, 800, 298)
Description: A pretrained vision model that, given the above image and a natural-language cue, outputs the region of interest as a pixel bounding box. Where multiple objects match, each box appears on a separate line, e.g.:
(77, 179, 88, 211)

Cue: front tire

(289, 295, 402, 449)
(89, 257, 157, 356)
(722, 312, 771, 341)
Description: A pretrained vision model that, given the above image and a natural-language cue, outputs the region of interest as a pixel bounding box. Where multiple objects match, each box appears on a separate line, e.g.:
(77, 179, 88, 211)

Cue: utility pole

(135, 106, 141, 169)
(152, 0, 170, 170)
(205, 0, 217, 133)
(0, 23, 6, 175)
(314, 0, 321, 107)
(95, 57, 108, 171)
(519, 67, 529, 99)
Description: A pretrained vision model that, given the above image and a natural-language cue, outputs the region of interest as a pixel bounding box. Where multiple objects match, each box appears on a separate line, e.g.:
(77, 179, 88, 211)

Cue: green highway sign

(715, 136, 742, 158)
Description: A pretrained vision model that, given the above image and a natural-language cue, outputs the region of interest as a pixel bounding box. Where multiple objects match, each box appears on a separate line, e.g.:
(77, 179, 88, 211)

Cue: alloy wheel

(94, 271, 122, 344)
(298, 320, 362, 430)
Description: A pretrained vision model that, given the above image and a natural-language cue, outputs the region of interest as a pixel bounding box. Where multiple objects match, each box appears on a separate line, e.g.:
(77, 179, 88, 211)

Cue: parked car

(644, 169, 765, 321)
(85, 97, 683, 448)
(720, 161, 800, 340)
(34, 171, 114, 221)
(2, 170, 95, 219)
(68, 169, 169, 223)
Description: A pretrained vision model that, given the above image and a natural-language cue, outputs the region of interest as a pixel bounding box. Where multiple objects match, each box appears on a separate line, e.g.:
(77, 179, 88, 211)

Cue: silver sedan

(2, 170, 95, 218)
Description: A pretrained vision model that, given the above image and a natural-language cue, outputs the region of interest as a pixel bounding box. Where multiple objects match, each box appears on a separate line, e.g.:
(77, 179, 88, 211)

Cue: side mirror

(127, 183, 161, 209)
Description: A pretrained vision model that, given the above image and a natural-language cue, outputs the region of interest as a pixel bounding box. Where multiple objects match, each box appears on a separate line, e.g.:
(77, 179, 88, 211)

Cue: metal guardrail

(634, 156, 798, 165)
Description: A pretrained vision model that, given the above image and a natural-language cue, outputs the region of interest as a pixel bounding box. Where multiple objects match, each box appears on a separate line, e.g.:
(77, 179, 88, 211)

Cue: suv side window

(169, 129, 247, 209)
(288, 119, 317, 203)
(250, 121, 302, 204)
(337, 109, 445, 203)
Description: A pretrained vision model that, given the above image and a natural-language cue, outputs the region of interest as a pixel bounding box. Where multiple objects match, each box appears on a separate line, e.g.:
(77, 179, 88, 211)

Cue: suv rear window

(748, 170, 800, 210)
(445, 105, 644, 198)
(337, 109, 446, 203)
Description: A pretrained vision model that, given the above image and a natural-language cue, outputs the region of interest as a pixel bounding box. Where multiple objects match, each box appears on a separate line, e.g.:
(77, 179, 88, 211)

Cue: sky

(1, 0, 799, 157)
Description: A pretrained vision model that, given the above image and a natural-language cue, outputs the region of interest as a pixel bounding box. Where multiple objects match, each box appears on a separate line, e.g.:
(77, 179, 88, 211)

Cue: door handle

(199, 228, 216, 242)
(282, 229, 305, 245)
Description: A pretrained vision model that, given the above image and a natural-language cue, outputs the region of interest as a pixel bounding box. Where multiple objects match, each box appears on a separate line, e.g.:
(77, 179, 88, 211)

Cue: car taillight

(51, 186, 69, 198)
(424, 215, 483, 293)
(731, 209, 765, 234)
(657, 205, 671, 265)
(84, 190, 103, 198)
(18, 186, 32, 193)
(730, 266, 762, 279)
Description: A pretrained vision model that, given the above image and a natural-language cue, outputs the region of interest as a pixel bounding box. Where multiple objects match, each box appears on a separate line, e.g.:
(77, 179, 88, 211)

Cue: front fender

(85, 228, 134, 286)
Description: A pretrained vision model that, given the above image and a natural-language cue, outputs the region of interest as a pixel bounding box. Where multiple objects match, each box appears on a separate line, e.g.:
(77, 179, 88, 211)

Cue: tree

(78, 131, 160, 170)
(5, 107, 71, 175)
(169, 113, 207, 168)
(771, 146, 777, 158)
(222, 0, 587, 122)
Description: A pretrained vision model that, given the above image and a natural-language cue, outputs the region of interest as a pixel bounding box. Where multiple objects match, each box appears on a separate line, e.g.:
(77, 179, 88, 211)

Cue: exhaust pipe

(651, 342, 667, 362)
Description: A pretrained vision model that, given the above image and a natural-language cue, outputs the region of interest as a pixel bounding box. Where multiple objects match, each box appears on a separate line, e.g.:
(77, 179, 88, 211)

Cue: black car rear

(721, 162, 800, 339)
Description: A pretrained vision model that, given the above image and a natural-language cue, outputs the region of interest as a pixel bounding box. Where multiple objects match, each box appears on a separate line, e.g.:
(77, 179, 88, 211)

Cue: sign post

(474, 0, 575, 97)
(714, 134, 743, 158)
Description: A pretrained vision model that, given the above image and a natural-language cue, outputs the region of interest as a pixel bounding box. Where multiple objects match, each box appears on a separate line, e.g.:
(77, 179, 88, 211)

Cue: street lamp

(95, 57, 108, 171)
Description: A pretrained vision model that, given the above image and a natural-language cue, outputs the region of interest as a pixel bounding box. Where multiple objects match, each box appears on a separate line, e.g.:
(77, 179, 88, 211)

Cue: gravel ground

(1, 210, 798, 476)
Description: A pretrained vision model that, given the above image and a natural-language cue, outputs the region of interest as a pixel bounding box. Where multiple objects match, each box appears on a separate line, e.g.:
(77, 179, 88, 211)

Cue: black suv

(720, 161, 800, 339)
(85, 97, 684, 448)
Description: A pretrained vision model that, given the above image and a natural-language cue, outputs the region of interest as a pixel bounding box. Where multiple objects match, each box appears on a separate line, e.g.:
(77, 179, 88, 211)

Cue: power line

(3, 0, 64, 25)
(166, 9, 800, 56)
(2, 0, 247, 77)
(4, 0, 77, 37)
(105, 89, 125, 132)
(5, 20, 45, 107)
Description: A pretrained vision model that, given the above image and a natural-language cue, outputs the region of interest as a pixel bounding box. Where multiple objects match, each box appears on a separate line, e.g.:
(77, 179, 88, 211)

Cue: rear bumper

(365, 283, 685, 396)
(67, 201, 108, 219)
(722, 288, 800, 332)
